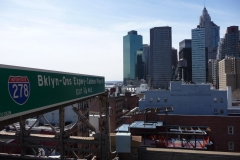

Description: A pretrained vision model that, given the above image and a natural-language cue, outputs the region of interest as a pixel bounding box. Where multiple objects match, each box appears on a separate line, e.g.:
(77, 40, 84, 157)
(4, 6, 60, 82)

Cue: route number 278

(12, 84, 29, 98)
(8, 76, 31, 105)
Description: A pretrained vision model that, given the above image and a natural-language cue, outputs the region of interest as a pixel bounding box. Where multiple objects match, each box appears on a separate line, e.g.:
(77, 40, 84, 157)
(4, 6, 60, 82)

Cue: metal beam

(41, 115, 57, 133)
(0, 134, 100, 144)
(59, 105, 65, 159)
(0, 92, 109, 159)
(19, 116, 26, 157)
(0, 94, 100, 129)
(65, 147, 100, 153)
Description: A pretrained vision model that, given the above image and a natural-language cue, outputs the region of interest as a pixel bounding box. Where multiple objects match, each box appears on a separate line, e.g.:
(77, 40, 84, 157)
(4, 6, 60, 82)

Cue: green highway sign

(0, 64, 105, 121)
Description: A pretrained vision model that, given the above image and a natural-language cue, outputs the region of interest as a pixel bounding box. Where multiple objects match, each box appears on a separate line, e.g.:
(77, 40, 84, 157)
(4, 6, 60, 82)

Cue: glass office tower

(192, 28, 206, 83)
(123, 30, 142, 84)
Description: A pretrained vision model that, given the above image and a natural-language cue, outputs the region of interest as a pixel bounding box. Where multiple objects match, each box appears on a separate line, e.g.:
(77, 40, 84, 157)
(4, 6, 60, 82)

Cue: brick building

(108, 96, 123, 132)
(122, 92, 139, 110)
(121, 113, 240, 152)
(88, 92, 139, 133)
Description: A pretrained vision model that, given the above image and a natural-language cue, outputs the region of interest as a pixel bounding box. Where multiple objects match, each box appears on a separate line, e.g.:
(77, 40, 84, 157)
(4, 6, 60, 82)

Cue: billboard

(0, 64, 105, 121)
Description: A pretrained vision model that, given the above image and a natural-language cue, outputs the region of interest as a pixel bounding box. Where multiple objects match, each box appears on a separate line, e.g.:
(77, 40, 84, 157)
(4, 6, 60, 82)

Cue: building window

(220, 98, 224, 103)
(214, 98, 217, 103)
(229, 142, 234, 150)
(150, 98, 153, 102)
(214, 108, 217, 114)
(228, 126, 234, 134)
(157, 98, 160, 102)
(164, 98, 167, 102)
(220, 108, 224, 114)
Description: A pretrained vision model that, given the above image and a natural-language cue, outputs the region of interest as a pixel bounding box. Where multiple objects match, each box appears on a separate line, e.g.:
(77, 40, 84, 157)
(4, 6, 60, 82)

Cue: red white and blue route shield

(8, 76, 30, 105)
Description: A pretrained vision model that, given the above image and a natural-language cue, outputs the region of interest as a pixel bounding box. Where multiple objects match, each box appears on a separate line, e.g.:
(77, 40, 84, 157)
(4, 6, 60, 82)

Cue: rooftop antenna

(204, 0, 205, 8)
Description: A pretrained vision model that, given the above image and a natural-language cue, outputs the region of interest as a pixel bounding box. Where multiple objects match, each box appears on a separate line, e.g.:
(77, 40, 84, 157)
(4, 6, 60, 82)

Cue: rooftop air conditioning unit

(116, 132, 131, 153)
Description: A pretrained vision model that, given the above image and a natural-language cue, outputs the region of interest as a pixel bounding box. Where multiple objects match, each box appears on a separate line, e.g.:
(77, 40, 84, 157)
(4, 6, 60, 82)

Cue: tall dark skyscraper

(171, 48, 178, 81)
(199, 7, 220, 59)
(172, 48, 178, 68)
(135, 49, 144, 80)
(150, 26, 172, 89)
(179, 39, 192, 82)
(143, 44, 150, 80)
(123, 30, 142, 84)
(222, 26, 240, 58)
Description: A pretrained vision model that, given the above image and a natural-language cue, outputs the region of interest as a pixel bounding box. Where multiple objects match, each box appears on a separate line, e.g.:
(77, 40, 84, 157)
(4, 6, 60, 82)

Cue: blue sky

(0, 0, 239, 81)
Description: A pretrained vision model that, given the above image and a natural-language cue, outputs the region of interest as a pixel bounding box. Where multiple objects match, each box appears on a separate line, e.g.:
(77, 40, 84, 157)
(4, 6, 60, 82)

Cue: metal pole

(195, 135, 196, 148)
(59, 105, 65, 159)
(182, 68, 184, 82)
(165, 111, 168, 147)
(20, 116, 26, 157)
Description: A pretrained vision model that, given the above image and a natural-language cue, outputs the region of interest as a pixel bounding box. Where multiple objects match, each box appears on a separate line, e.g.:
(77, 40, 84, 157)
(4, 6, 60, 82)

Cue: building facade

(212, 22, 220, 59)
(219, 56, 240, 91)
(139, 81, 228, 116)
(172, 48, 178, 68)
(109, 97, 123, 132)
(222, 26, 240, 58)
(208, 59, 219, 87)
(123, 30, 143, 84)
(192, 27, 207, 83)
(179, 39, 192, 82)
(199, 7, 220, 60)
(179, 39, 192, 52)
(150, 26, 172, 89)
(217, 38, 224, 60)
(121, 114, 240, 152)
(122, 92, 139, 110)
(143, 44, 150, 80)
(136, 50, 144, 80)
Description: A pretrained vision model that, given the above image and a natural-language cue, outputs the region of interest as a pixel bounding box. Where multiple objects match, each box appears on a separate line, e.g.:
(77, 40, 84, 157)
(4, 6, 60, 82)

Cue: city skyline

(0, 0, 240, 81)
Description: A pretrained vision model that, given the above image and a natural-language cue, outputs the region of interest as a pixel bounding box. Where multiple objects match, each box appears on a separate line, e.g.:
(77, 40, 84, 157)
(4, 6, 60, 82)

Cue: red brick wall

(122, 93, 139, 110)
(109, 97, 123, 132)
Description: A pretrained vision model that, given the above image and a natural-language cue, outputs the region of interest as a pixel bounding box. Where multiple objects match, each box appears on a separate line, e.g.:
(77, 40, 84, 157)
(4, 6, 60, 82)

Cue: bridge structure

(0, 64, 109, 159)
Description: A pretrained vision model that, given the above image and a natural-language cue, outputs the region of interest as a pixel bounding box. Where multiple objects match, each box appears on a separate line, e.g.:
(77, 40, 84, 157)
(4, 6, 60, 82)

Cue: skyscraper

(239, 30, 240, 40)
(135, 50, 144, 80)
(219, 56, 240, 91)
(179, 39, 192, 51)
(179, 39, 192, 82)
(199, 7, 220, 59)
(123, 30, 143, 84)
(208, 59, 219, 87)
(172, 48, 178, 81)
(222, 26, 240, 58)
(172, 48, 178, 68)
(143, 44, 150, 80)
(150, 27, 172, 89)
(216, 38, 224, 60)
(192, 27, 206, 83)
